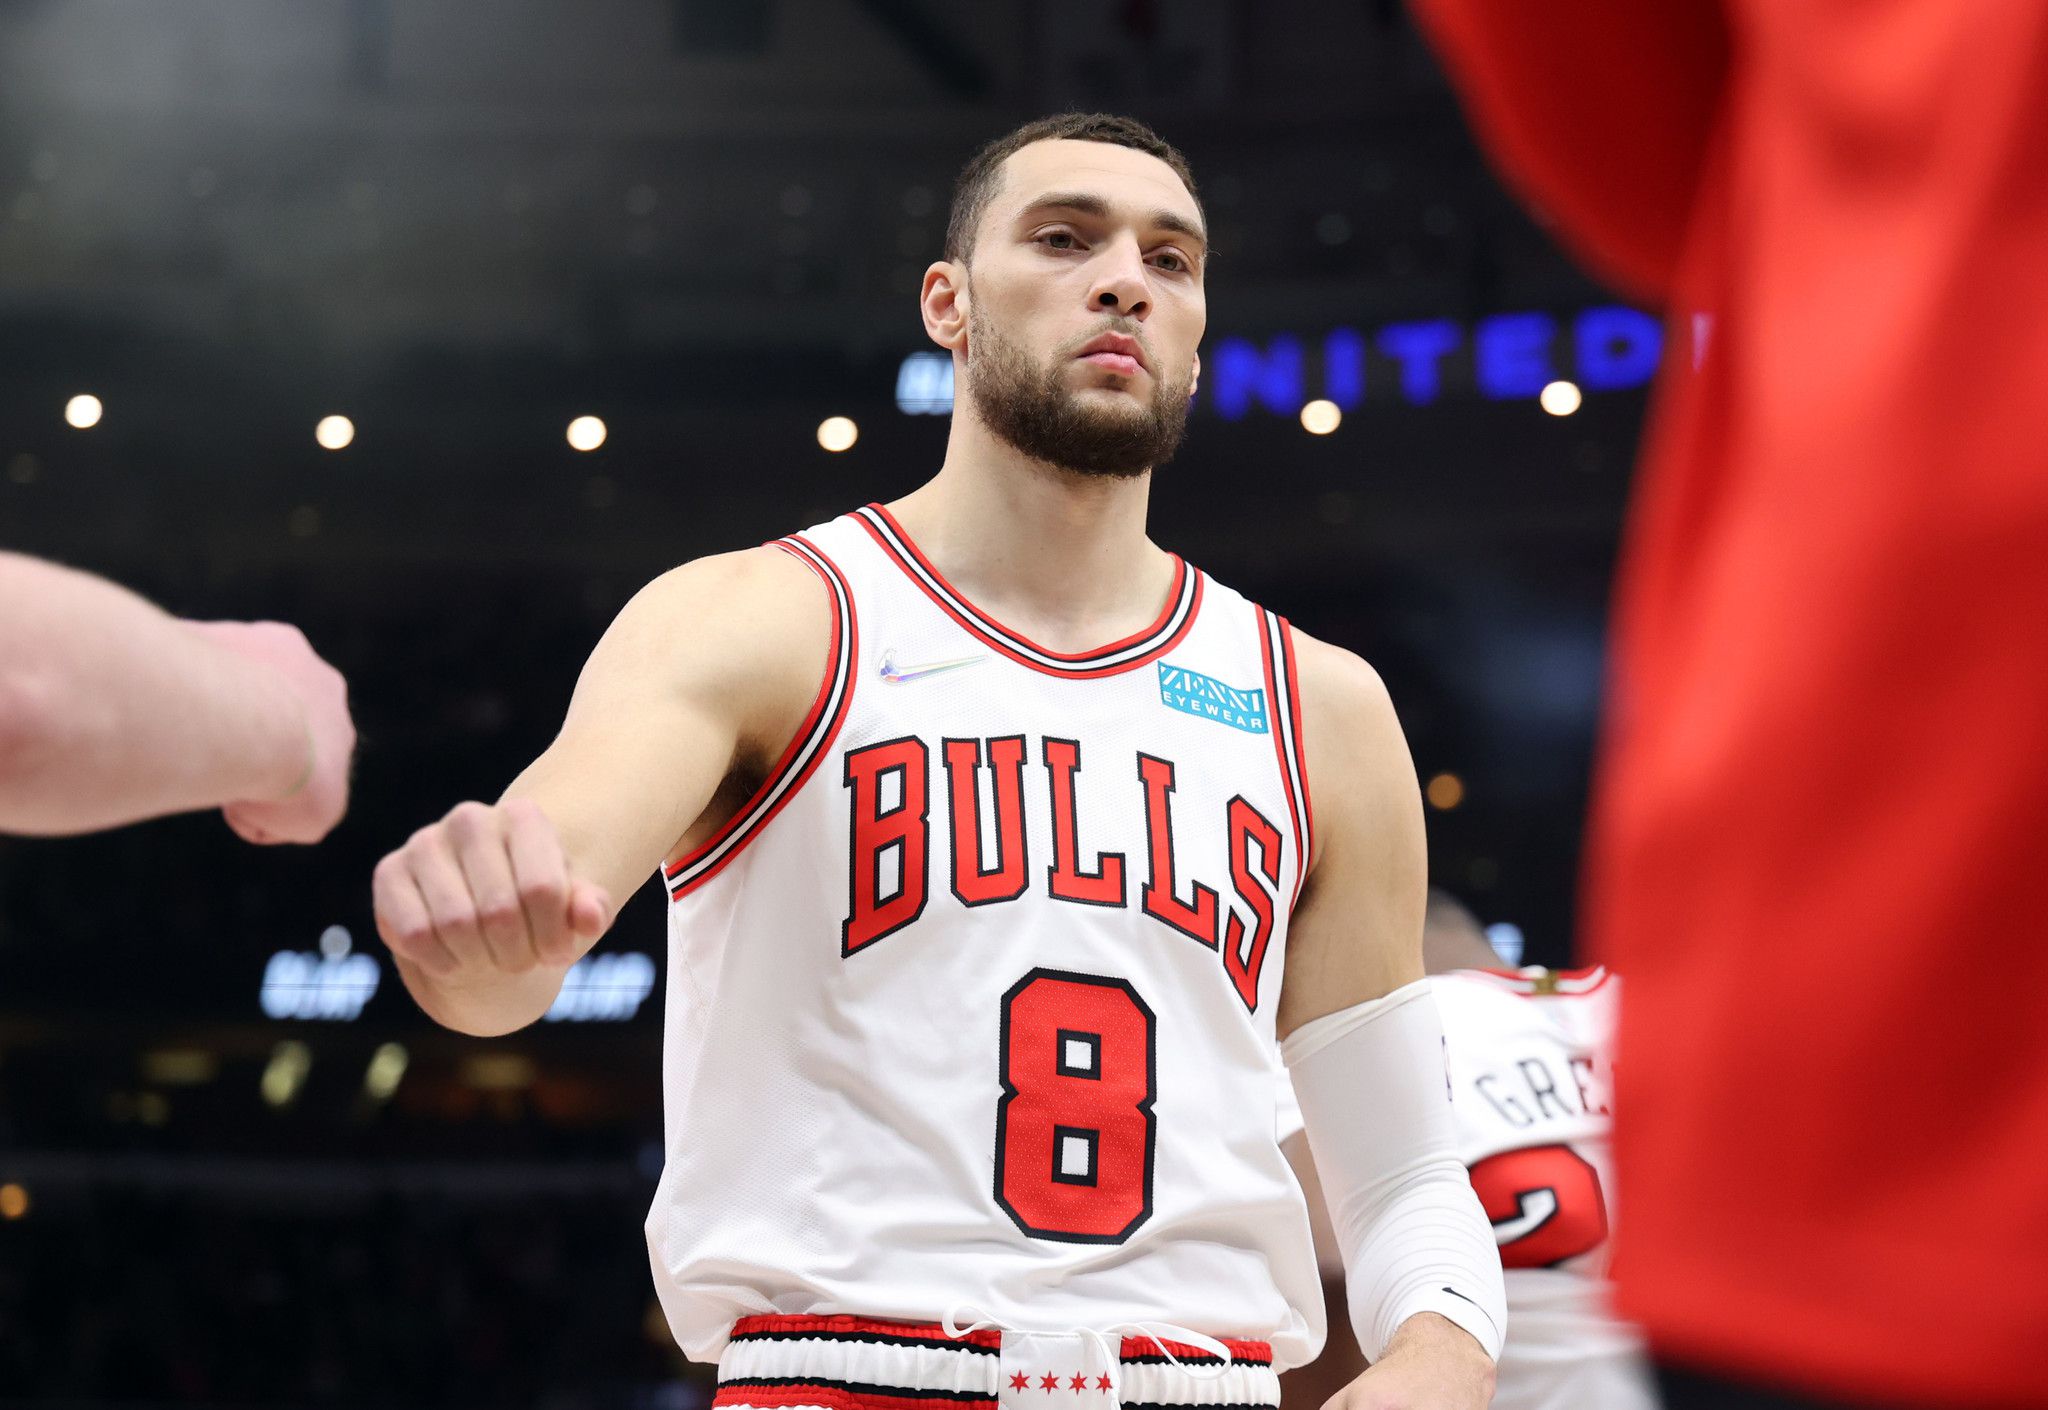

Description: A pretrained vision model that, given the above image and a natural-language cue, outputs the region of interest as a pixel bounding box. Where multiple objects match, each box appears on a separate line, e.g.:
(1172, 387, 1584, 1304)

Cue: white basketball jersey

(1423, 968, 1656, 1410)
(645, 505, 1325, 1369)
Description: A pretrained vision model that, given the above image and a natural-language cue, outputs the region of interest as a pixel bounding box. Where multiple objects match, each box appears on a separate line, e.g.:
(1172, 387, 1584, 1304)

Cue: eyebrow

(1015, 190, 1208, 252)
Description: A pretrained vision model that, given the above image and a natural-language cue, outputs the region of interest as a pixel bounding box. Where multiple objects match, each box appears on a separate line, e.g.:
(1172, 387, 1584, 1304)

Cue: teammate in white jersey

(1283, 893, 1658, 1410)
(371, 113, 1504, 1410)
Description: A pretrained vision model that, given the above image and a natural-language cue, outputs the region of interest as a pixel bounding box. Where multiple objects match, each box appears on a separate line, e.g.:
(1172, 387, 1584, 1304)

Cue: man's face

(956, 139, 1207, 479)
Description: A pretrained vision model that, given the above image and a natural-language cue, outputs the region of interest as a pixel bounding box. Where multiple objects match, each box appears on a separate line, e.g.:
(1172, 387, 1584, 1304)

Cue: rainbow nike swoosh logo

(878, 649, 987, 684)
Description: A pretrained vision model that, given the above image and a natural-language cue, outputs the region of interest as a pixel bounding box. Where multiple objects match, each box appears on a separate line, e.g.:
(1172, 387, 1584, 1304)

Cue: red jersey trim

(1257, 610, 1314, 908)
(1119, 1336, 1273, 1365)
(664, 535, 858, 899)
(1466, 964, 1613, 997)
(853, 503, 1202, 680)
(1275, 615, 1314, 870)
(728, 1314, 1002, 1352)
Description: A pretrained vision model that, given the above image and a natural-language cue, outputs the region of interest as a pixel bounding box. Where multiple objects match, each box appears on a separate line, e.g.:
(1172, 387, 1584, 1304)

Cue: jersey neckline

(852, 502, 1203, 679)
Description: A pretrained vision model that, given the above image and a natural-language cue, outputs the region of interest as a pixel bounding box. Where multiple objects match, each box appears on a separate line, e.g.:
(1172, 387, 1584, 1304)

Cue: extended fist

(372, 798, 612, 978)
(186, 619, 356, 845)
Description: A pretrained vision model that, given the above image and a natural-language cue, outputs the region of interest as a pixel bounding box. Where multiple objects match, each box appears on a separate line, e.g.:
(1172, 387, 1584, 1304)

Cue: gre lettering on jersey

(1156, 661, 1269, 733)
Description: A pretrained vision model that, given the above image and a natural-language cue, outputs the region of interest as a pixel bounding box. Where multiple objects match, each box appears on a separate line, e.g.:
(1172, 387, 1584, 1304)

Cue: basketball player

(1412, 4, 2048, 1406)
(1281, 892, 1658, 1410)
(371, 114, 1505, 1409)
(0, 551, 354, 842)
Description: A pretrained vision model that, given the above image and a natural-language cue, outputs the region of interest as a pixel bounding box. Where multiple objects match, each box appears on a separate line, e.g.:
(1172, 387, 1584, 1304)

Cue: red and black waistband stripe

(713, 1382, 996, 1410)
(718, 1378, 996, 1403)
(729, 1328, 1001, 1357)
(730, 1315, 1003, 1351)
(665, 535, 858, 899)
(1119, 1336, 1271, 1367)
(852, 504, 1202, 680)
(1119, 1402, 1275, 1410)
(1255, 609, 1313, 904)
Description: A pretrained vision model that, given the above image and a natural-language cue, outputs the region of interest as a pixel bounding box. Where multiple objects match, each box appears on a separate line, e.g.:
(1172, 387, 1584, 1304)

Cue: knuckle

(521, 878, 567, 913)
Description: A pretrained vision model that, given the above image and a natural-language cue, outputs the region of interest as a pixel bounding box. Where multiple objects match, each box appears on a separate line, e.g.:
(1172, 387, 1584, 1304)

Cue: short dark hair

(943, 112, 1201, 263)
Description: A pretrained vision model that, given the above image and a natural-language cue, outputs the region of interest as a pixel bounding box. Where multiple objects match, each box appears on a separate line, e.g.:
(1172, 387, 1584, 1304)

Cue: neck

(883, 407, 1175, 651)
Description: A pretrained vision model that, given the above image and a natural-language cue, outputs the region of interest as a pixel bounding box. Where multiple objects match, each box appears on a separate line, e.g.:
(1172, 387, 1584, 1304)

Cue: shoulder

(578, 544, 839, 736)
(1286, 626, 1398, 740)
(1438, 967, 1620, 1046)
(628, 542, 830, 624)
(1283, 626, 1414, 861)
(1430, 970, 1540, 1035)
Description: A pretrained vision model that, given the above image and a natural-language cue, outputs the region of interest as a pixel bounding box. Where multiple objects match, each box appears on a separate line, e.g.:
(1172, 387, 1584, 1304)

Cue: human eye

(1150, 248, 1195, 275)
(1034, 228, 1083, 252)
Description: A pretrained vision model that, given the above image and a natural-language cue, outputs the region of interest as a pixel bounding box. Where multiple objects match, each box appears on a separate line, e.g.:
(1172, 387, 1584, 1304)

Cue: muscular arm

(1411, 0, 1731, 302)
(0, 552, 352, 840)
(1276, 633, 1498, 1408)
(1277, 636, 1428, 1037)
(378, 545, 832, 1036)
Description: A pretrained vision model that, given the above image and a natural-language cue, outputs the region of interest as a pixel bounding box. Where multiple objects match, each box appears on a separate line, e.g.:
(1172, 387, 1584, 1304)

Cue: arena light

(895, 352, 954, 414)
(260, 1040, 312, 1109)
(0, 1184, 27, 1221)
(1299, 399, 1342, 435)
(817, 416, 859, 453)
(567, 415, 608, 452)
(364, 1042, 409, 1102)
(544, 951, 658, 1022)
(1426, 772, 1466, 810)
(260, 925, 380, 1021)
(462, 1052, 537, 1091)
(141, 1049, 219, 1086)
(315, 414, 355, 450)
(1539, 380, 1583, 416)
(64, 393, 103, 429)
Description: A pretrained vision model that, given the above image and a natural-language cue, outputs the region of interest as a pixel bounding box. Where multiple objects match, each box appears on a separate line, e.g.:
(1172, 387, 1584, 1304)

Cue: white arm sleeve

(1281, 978, 1506, 1363)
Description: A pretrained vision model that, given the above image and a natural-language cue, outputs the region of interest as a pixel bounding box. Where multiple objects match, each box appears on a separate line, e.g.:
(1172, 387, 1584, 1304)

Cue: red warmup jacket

(1414, 3, 2048, 1405)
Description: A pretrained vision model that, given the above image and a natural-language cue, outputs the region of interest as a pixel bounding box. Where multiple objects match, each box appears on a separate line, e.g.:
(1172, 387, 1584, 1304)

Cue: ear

(1189, 348, 1201, 400)
(921, 261, 969, 354)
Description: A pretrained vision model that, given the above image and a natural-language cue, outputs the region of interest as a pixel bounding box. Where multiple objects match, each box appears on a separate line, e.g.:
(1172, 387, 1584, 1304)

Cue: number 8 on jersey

(995, 969, 1157, 1243)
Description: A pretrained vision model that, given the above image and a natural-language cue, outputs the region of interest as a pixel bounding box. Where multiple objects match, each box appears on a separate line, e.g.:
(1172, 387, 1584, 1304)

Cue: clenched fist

(186, 619, 356, 845)
(372, 797, 612, 979)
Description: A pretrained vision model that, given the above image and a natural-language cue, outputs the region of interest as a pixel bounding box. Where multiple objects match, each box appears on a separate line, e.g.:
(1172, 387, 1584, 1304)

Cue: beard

(964, 303, 1191, 479)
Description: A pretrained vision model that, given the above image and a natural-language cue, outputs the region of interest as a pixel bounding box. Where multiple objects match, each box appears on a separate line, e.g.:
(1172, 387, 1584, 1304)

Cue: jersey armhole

(1256, 608, 1315, 906)
(662, 535, 859, 899)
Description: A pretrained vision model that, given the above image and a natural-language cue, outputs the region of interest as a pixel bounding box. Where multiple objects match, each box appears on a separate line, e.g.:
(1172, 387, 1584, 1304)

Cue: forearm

(1285, 981, 1507, 1363)
(0, 555, 307, 833)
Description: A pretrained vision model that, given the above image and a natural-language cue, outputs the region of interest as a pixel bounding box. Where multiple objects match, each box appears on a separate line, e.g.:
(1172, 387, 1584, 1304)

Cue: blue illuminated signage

(896, 304, 1662, 418)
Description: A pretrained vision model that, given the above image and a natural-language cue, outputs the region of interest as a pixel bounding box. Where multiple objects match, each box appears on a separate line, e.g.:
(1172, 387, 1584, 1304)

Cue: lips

(1075, 333, 1148, 376)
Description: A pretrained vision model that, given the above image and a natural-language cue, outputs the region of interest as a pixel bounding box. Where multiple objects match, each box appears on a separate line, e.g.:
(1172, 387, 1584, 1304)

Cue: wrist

(271, 708, 316, 800)
(1385, 1312, 1493, 1366)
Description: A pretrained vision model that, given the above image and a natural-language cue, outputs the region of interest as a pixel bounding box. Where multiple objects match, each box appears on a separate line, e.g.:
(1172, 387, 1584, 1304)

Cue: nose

(1087, 234, 1151, 321)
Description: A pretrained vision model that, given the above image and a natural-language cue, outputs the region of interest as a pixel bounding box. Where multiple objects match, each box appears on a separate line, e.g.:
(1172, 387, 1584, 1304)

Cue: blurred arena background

(0, 2, 1650, 1405)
